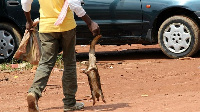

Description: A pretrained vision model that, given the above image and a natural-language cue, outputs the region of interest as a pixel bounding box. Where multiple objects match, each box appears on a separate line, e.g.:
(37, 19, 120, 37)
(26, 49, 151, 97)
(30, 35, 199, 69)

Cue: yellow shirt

(38, 0, 76, 33)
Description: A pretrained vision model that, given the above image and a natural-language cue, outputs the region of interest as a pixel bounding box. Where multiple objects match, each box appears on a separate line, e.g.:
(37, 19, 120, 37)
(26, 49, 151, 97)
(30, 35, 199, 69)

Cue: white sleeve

(21, 0, 33, 12)
(68, 0, 86, 17)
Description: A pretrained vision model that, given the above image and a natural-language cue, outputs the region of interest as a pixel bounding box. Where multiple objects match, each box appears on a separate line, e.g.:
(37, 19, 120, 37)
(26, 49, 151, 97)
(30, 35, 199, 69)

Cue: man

(21, 0, 100, 111)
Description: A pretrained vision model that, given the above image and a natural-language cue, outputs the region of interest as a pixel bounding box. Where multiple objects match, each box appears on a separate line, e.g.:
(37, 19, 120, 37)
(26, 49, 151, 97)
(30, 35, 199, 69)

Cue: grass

(0, 54, 64, 71)
(0, 59, 33, 71)
(0, 63, 12, 71)
(55, 54, 64, 69)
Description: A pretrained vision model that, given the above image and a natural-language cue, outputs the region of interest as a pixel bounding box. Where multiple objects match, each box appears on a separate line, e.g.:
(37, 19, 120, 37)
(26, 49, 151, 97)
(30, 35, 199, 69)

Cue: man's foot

(27, 92, 39, 112)
(64, 102, 84, 111)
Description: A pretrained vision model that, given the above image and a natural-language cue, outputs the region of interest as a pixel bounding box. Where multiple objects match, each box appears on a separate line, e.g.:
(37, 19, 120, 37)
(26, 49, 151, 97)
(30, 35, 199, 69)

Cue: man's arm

(81, 14, 100, 37)
(24, 12, 33, 31)
(21, 0, 33, 31)
(68, 0, 100, 36)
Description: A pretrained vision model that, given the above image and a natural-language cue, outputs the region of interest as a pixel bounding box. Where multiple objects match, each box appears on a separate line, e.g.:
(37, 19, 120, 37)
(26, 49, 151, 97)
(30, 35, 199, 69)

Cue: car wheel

(0, 23, 22, 63)
(158, 15, 200, 58)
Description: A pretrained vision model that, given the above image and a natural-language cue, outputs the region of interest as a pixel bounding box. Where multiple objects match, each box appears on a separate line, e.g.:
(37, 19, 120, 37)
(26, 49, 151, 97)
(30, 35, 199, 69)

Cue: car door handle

(7, 1, 20, 6)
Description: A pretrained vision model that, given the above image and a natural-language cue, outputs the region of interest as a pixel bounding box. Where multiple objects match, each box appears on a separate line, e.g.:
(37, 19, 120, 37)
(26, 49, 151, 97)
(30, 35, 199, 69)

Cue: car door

(5, 0, 39, 30)
(76, 0, 142, 44)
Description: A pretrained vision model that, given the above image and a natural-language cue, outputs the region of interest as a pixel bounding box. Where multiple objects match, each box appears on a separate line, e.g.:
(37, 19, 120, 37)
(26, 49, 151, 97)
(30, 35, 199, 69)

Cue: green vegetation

(55, 54, 64, 69)
(0, 54, 64, 71)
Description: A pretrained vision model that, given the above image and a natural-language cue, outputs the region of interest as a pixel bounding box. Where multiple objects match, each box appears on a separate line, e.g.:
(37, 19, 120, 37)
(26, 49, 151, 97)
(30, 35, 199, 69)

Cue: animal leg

(92, 91, 96, 105)
(101, 92, 106, 103)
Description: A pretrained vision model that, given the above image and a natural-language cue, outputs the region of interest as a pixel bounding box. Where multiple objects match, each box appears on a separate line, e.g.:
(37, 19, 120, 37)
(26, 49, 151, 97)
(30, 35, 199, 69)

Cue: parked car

(1, 0, 200, 62)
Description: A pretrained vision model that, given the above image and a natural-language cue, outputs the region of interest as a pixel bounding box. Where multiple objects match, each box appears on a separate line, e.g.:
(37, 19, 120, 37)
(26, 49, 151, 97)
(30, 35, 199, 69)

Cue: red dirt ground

(1, 44, 200, 112)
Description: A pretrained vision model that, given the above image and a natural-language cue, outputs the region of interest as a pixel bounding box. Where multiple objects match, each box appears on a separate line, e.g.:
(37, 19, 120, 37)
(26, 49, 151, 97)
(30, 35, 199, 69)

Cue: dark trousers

(28, 28, 77, 107)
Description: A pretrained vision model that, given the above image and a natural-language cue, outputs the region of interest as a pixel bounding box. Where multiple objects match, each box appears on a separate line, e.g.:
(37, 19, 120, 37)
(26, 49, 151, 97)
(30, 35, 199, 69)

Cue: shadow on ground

(85, 103, 130, 111)
(77, 47, 200, 62)
(40, 103, 130, 111)
(76, 48, 168, 61)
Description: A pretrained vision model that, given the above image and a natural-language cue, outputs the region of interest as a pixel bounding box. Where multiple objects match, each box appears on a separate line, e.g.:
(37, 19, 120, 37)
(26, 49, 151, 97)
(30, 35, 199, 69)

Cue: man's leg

(27, 33, 60, 111)
(61, 29, 83, 110)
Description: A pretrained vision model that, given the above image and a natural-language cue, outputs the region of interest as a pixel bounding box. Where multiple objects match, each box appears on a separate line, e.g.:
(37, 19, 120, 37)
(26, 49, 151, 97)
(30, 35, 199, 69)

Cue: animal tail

(89, 35, 102, 54)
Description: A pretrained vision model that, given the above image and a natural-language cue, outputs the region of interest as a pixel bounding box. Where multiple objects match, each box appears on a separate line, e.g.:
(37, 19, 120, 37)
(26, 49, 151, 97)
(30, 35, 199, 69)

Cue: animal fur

(84, 35, 106, 105)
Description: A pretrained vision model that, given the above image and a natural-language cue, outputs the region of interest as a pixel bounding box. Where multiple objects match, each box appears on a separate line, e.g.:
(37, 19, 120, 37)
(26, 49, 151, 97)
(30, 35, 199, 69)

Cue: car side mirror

(81, 0, 85, 6)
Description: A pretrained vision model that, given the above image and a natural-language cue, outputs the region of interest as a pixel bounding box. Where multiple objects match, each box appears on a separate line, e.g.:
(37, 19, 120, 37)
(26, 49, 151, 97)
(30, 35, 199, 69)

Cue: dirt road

(1, 44, 200, 112)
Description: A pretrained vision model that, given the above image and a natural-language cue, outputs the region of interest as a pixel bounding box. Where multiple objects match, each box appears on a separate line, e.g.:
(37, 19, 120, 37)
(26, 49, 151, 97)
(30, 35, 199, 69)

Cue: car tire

(158, 15, 200, 58)
(0, 22, 22, 63)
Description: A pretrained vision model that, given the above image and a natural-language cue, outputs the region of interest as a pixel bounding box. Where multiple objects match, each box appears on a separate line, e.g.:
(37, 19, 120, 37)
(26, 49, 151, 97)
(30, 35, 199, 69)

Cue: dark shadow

(40, 106, 63, 111)
(76, 48, 169, 62)
(85, 103, 130, 111)
(40, 103, 130, 111)
(193, 50, 200, 58)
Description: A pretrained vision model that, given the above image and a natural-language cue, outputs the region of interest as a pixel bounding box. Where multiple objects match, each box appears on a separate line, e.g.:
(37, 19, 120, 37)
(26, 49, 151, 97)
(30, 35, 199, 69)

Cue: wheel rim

(0, 30, 15, 59)
(163, 23, 191, 53)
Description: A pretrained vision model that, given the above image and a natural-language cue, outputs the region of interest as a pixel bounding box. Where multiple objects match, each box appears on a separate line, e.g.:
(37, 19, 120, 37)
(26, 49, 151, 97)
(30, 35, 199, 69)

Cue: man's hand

(88, 21, 100, 37)
(26, 21, 33, 31)
(81, 14, 100, 36)
(24, 11, 33, 31)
